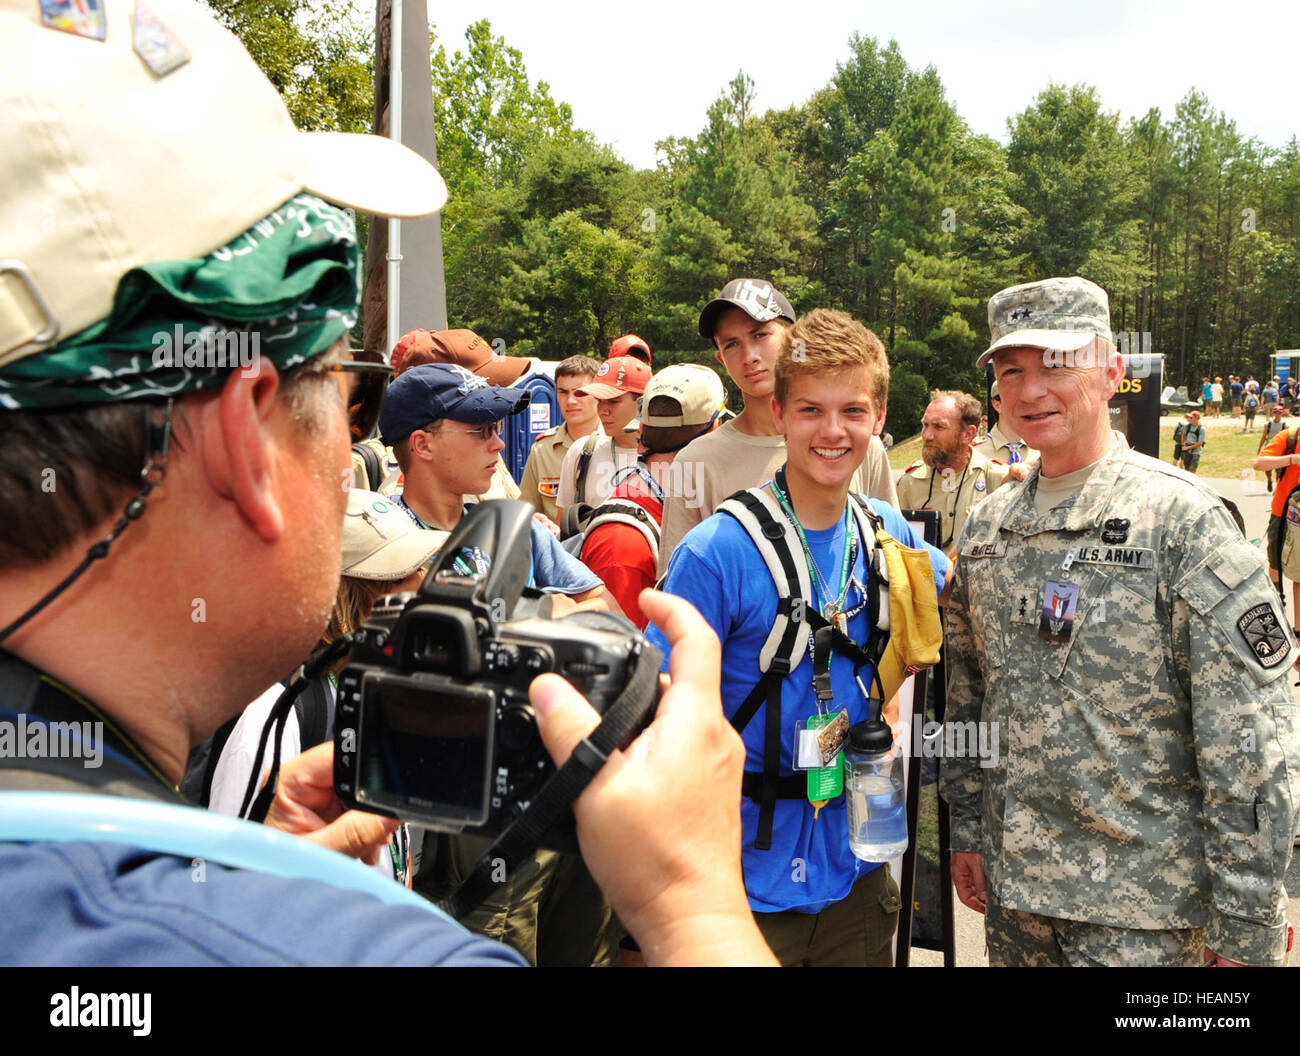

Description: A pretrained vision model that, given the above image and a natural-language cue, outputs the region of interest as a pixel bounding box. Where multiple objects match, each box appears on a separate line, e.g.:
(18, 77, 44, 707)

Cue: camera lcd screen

(356, 674, 494, 824)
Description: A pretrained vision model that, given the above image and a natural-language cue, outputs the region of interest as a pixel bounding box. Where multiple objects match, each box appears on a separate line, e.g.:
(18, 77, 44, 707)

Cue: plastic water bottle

(845, 718, 907, 861)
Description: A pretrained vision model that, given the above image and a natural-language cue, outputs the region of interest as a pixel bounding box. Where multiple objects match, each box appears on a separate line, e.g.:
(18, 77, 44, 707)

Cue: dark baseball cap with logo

(697, 278, 795, 340)
(379, 363, 530, 446)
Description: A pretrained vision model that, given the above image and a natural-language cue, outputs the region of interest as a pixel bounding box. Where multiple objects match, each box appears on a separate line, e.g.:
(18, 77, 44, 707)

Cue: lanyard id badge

(799, 711, 848, 818)
(794, 709, 850, 769)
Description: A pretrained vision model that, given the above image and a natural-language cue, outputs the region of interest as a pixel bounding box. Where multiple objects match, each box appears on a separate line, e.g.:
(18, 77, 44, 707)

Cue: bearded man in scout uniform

(897, 390, 1015, 557)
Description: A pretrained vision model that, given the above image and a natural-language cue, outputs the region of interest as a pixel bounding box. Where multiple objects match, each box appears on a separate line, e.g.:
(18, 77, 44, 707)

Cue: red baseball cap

(578, 357, 652, 400)
(609, 333, 652, 364)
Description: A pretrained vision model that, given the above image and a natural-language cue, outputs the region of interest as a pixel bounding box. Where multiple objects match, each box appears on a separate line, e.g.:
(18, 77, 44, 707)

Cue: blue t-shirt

(527, 519, 602, 595)
(393, 496, 602, 596)
(647, 495, 948, 915)
(1230, 380, 1243, 399)
(1202, 382, 1213, 401)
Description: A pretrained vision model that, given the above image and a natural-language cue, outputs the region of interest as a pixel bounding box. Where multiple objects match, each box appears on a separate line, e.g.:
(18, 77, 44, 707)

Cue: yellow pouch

(874, 529, 944, 700)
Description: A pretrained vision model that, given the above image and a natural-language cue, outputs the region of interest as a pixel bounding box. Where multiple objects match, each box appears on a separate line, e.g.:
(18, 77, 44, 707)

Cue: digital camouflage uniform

(941, 435, 1300, 966)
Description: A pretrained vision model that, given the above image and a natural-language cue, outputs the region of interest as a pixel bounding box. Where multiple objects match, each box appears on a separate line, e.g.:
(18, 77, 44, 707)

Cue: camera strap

(436, 637, 664, 921)
(240, 634, 356, 823)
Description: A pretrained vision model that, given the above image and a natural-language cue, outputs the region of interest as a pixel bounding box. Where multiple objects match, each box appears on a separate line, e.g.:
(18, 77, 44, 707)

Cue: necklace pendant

(824, 600, 840, 621)
(833, 611, 848, 635)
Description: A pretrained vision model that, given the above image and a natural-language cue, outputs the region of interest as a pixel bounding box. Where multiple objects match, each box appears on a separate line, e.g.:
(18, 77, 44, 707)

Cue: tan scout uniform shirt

(941, 436, 1300, 965)
(519, 422, 597, 522)
(895, 447, 1010, 555)
(972, 423, 1038, 466)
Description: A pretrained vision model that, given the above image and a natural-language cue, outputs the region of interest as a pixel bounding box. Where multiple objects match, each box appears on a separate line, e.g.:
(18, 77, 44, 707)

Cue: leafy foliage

(213, 10, 1300, 413)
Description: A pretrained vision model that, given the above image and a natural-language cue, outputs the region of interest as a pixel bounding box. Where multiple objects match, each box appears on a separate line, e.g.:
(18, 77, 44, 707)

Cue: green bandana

(0, 194, 359, 410)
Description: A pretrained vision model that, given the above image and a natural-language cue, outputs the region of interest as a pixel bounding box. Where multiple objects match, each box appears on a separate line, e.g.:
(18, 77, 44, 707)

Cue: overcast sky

(424, 0, 1298, 169)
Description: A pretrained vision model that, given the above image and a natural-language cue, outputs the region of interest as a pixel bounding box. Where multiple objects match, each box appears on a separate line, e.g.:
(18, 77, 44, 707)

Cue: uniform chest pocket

(1056, 564, 1165, 714)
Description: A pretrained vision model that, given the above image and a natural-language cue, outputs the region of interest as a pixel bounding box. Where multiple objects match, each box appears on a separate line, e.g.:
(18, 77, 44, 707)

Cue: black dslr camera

(333, 500, 659, 850)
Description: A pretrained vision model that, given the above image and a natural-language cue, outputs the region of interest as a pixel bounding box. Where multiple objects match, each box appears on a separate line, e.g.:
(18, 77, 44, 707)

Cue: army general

(940, 276, 1300, 967)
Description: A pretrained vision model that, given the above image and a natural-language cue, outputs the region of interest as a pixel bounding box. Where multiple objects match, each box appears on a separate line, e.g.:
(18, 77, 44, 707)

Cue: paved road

(909, 473, 1299, 966)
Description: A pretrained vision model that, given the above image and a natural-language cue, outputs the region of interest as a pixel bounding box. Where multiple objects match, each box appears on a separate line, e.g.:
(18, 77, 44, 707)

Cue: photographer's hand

(265, 742, 401, 866)
(530, 589, 778, 967)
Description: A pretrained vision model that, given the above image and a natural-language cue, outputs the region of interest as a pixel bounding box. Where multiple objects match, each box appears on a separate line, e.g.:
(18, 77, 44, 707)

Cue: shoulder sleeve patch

(1236, 603, 1292, 670)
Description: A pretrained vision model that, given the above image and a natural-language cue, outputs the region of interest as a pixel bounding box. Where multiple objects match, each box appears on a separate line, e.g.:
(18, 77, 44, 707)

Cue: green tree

(1006, 84, 1143, 289)
(868, 68, 961, 346)
(660, 72, 817, 294)
(204, 0, 373, 132)
(429, 19, 586, 197)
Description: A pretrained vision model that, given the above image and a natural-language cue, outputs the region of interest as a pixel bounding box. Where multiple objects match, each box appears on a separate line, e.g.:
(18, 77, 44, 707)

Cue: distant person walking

(1259, 405, 1289, 492)
(1180, 411, 1206, 474)
(1244, 388, 1260, 432)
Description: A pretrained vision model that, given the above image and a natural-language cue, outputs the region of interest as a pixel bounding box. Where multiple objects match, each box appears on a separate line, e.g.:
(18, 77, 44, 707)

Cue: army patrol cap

(979, 276, 1113, 368)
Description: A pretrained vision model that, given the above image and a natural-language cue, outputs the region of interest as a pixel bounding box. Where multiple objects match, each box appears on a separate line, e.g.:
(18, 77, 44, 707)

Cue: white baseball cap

(0, 0, 447, 365)
(640, 363, 726, 428)
(342, 490, 446, 580)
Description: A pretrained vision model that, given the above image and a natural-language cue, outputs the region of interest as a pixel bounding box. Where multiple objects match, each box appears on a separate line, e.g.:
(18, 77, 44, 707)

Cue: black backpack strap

(573, 433, 600, 507)
(559, 501, 595, 541)
(721, 487, 857, 850)
(718, 489, 810, 677)
(1288, 428, 1298, 456)
(188, 714, 238, 808)
(353, 440, 383, 491)
(0, 653, 183, 805)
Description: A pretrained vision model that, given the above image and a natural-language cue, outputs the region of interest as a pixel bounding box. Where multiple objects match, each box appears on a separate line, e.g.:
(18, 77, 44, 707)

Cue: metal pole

(385, 0, 403, 354)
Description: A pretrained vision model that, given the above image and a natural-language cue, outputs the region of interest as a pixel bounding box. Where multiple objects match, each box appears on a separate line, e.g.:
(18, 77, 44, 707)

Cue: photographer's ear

(197, 359, 286, 543)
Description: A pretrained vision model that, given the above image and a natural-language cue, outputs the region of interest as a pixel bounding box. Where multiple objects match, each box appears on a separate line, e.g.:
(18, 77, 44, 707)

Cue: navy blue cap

(378, 363, 531, 446)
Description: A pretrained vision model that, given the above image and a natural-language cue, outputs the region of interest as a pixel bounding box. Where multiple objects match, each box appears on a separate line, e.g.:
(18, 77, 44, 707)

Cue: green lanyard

(770, 468, 855, 619)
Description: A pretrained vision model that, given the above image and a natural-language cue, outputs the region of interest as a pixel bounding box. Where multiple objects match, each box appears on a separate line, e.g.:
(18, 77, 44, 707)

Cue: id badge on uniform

(1038, 580, 1080, 643)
